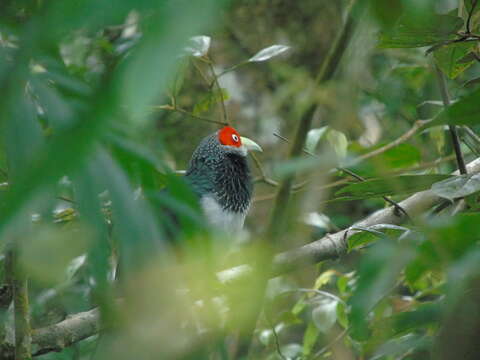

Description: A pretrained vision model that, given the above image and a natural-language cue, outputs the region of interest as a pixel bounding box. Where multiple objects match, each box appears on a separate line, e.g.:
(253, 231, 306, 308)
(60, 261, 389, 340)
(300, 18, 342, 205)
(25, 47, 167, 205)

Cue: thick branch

(0, 308, 101, 359)
(31, 308, 100, 357)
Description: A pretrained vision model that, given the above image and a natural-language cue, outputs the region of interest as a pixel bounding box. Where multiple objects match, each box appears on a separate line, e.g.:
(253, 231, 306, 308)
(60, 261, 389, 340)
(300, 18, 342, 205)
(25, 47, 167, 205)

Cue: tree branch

(31, 308, 100, 357)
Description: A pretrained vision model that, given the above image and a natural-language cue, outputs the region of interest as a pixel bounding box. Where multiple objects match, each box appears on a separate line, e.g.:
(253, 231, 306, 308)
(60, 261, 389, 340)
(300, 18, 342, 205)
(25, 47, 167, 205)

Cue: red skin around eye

(218, 126, 242, 147)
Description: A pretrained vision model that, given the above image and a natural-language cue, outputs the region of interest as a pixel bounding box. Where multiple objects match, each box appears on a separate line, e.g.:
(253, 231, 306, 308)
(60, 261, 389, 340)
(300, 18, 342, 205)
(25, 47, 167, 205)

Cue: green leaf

(348, 224, 410, 252)
(193, 88, 229, 115)
(389, 303, 441, 336)
(379, 15, 463, 48)
(406, 214, 480, 285)
(335, 175, 452, 200)
(336, 301, 349, 329)
(381, 143, 421, 169)
(349, 241, 415, 340)
(431, 173, 480, 201)
(434, 42, 476, 79)
(370, 0, 403, 30)
(430, 87, 480, 126)
(93, 148, 168, 272)
(302, 322, 319, 357)
(106, 132, 166, 190)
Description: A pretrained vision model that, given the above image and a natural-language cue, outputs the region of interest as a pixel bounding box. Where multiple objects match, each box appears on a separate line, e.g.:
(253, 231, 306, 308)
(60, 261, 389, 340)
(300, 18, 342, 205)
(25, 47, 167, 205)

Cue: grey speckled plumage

(185, 132, 252, 215)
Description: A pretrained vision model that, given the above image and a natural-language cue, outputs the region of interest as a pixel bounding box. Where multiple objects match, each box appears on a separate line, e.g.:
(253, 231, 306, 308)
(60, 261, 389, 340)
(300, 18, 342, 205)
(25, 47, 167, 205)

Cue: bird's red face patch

(218, 126, 242, 147)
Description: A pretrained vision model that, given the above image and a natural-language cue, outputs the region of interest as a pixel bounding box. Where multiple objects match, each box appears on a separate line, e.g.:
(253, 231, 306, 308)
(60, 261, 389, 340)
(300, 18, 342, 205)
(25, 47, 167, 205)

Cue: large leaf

(406, 214, 480, 289)
(430, 87, 480, 126)
(434, 42, 476, 79)
(349, 241, 415, 340)
(92, 148, 168, 273)
(379, 15, 463, 48)
(334, 175, 452, 201)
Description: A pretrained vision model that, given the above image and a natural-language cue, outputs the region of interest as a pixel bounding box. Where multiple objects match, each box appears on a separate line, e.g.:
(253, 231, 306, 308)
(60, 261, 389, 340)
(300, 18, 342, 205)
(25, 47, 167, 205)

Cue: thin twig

(434, 65, 467, 175)
(250, 153, 280, 186)
(57, 196, 75, 204)
(466, 0, 478, 34)
(152, 105, 227, 126)
(264, 313, 287, 360)
(206, 59, 229, 125)
(191, 59, 212, 87)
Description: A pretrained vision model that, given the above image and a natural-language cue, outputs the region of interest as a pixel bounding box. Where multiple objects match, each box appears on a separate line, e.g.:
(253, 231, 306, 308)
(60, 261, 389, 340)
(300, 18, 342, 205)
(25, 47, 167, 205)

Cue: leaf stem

(206, 59, 229, 125)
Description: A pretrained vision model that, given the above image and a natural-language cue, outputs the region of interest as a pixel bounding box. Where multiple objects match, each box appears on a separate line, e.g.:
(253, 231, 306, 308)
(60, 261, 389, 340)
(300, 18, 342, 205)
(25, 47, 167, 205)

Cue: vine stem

(434, 64, 467, 175)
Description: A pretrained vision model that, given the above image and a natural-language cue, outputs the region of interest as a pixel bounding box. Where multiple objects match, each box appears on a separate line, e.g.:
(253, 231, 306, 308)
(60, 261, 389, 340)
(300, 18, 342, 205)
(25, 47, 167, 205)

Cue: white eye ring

(232, 134, 239, 142)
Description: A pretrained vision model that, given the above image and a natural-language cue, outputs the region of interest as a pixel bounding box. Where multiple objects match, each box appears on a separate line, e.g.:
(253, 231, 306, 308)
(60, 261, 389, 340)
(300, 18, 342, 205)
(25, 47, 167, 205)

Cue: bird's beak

(241, 136, 263, 152)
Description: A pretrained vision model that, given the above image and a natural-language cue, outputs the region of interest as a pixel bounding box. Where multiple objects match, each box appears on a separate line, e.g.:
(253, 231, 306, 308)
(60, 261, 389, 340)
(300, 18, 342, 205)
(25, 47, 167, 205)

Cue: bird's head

(216, 126, 263, 156)
(189, 126, 263, 164)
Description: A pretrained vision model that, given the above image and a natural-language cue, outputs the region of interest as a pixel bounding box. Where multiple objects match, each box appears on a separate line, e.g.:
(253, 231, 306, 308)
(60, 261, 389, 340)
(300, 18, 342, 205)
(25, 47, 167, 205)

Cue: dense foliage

(1, 0, 480, 359)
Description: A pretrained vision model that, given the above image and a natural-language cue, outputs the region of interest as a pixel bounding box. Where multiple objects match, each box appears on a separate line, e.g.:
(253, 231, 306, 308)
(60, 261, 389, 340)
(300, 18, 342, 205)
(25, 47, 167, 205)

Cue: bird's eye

(232, 134, 239, 142)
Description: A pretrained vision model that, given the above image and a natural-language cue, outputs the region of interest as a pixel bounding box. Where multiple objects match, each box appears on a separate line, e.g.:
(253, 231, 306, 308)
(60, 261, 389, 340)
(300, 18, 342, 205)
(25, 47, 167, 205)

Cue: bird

(184, 126, 262, 234)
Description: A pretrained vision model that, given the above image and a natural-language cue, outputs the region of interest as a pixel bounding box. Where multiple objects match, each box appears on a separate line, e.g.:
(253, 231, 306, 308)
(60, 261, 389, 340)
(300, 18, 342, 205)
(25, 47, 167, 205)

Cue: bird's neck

(187, 153, 252, 214)
(213, 153, 252, 213)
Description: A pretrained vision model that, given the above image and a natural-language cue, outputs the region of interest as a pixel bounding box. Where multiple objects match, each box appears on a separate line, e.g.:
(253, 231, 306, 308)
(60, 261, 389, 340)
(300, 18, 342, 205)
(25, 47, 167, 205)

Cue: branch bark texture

(31, 308, 100, 357)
